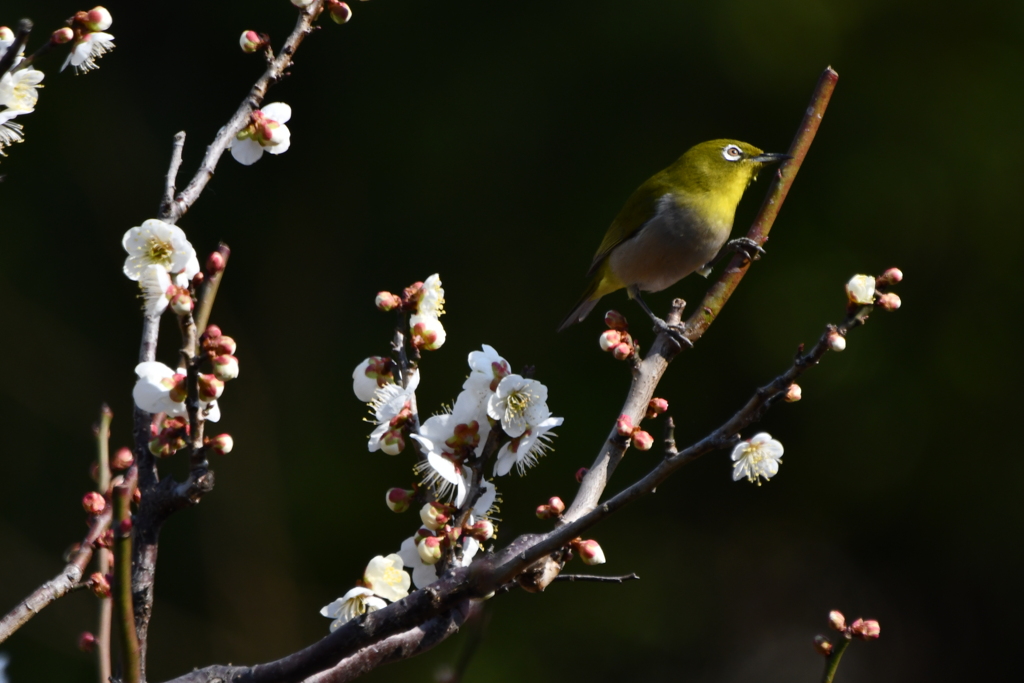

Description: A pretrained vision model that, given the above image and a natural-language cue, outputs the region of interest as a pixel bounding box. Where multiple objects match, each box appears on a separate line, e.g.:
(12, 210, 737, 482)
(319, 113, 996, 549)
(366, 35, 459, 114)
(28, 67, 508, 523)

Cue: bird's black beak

(749, 152, 791, 164)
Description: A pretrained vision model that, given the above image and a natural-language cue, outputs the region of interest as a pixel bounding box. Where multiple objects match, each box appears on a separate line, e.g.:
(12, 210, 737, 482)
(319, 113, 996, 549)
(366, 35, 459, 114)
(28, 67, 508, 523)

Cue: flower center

(146, 236, 174, 266)
(505, 389, 531, 422)
(382, 566, 402, 585)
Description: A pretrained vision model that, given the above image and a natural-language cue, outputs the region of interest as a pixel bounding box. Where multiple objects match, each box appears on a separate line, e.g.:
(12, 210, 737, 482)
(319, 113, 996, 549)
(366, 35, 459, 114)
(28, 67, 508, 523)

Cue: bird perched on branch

(558, 139, 788, 335)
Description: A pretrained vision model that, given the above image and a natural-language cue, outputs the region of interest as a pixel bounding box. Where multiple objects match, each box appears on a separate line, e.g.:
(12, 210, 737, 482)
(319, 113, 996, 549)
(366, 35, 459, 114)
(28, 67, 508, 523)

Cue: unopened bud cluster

(814, 609, 881, 656)
(535, 496, 565, 520)
(202, 325, 240, 382)
(844, 268, 903, 311)
(599, 310, 636, 360)
(375, 274, 446, 351)
(616, 411, 659, 452)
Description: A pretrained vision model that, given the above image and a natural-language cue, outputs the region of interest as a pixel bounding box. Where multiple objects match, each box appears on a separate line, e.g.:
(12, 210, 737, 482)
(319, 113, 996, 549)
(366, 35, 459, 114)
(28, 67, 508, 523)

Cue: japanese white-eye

(558, 139, 787, 332)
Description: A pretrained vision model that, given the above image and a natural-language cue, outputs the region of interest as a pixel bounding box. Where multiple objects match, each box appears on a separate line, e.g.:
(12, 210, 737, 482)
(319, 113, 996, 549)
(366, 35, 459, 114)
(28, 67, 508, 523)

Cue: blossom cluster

(0, 7, 115, 158)
(122, 219, 238, 456)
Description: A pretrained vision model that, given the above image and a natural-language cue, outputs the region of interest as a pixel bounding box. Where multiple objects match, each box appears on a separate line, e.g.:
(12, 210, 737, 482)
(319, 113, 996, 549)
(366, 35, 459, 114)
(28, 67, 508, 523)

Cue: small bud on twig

(385, 488, 414, 513)
(111, 447, 134, 470)
(784, 384, 802, 402)
(876, 267, 903, 286)
(78, 631, 97, 652)
(82, 492, 105, 515)
(828, 610, 846, 631)
(813, 635, 833, 656)
(827, 331, 846, 352)
(576, 539, 606, 566)
(850, 618, 881, 640)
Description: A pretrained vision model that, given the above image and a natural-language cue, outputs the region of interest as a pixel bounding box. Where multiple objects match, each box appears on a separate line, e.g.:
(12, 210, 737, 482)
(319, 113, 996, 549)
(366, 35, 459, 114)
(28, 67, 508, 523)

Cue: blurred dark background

(2, 0, 1022, 681)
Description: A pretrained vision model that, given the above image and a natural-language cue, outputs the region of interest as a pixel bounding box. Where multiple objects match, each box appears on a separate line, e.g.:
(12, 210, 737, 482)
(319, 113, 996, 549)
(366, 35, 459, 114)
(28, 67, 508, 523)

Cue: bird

(557, 139, 788, 335)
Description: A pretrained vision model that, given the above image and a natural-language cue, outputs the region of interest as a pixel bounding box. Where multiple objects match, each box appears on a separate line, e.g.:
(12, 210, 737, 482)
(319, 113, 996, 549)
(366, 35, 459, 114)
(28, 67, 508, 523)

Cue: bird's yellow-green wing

(586, 172, 674, 277)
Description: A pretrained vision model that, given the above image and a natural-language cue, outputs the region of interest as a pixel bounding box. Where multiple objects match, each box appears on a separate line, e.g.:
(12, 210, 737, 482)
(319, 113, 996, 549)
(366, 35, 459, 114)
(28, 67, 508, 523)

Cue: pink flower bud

(616, 414, 634, 437)
(813, 635, 833, 656)
(575, 467, 588, 483)
(210, 335, 237, 356)
(420, 502, 449, 530)
(380, 429, 406, 455)
(198, 374, 225, 402)
(577, 539, 606, 566)
(170, 288, 193, 316)
(207, 433, 234, 456)
(632, 430, 654, 451)
(97, 529, 114, 549)
(239, 30, 262, 53)
(52, 27, 74, 44)
(204, 325, 222, 339)
(82, 492, 105, 515)
(117, 518, 133, 536)
(85, 7, 113, 31)
(212, 355, 240, 381)
(547, 496, 566, 515)
(418, 535, 443, 565)
(612, 341, 634, 361)
(375, 291, 401, 311)
(168, 373, 188, 403)
(828, 610, 846, 631)
(877, 267, 903, 286)
(410, 316, 446, 351)
(604, 310, 628, 331)
(78, 631, 97, 652)
(536, 504, 556, 519)
(111, 447, 134, 470)
(328, 0, 353, 23)
(827, 331, 846, 352)
(465, 518, 494, 541)
(89, 572, 111, 598)
(132, 488, 141, 505)
(784, 384, 802, 402)
(646, 397, 669, 419)
(386, 488, 414, 513)
(206, 251, 227, 273)
(850, 618, 881, 640)
(876, 292, 901, 311)
(599, 329, 622, 352)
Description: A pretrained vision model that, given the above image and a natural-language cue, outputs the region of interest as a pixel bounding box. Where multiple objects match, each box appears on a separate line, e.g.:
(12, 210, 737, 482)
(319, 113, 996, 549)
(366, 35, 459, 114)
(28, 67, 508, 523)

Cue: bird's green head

(668, 139, 788, 196)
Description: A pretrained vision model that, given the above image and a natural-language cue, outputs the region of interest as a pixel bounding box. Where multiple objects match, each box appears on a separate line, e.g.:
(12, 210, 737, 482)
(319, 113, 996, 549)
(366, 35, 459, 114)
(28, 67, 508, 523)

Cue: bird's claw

(727, 237, 766, 261)
(652, 318, 693, 349)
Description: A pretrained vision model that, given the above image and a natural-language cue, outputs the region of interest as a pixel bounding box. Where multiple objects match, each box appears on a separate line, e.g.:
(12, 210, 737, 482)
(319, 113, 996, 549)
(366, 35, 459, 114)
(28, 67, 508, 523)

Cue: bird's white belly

(608, 201, 730, 293)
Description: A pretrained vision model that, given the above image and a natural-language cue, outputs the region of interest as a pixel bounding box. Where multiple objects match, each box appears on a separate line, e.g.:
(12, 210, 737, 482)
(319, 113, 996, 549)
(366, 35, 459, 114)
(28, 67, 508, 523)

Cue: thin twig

(113, 478, 141, 683)
(553, 573, 640, 584)
(95, 405, 114, 683)
(159, 132, 186, 219)
(193, 243, 229, 336)
(821, 636, 852, 683)
(162, 2, 326, 224)
(0, 507, 111, 643)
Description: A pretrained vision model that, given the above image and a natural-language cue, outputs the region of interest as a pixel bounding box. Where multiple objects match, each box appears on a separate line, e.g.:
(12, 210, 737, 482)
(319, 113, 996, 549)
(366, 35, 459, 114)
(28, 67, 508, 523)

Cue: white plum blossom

(367, 373, 418, 454)
(731, 432, 784, 485)
(0, 66, 45, 116)
(487, 374, 550, 438)
(411, 392, 490, 505)
(122, 220, 199, 282)
(0, 115, 23, 156)
(398, 534, 440, 590)
(462, 344, 511, 404)
(139, 264, 173, 316)
(132, 362, 186, 416)
(494, 414, 563, 477)
(363, 554, 410, 602)
(229, 102, 291, 165)
(845, 274, 876, 305)
(352, 356, 395, 402)
(417, 274, 445, 318)
(132, 361, 222, 422)
(62, 32, 115, 74)
(319, 587, 386, 631)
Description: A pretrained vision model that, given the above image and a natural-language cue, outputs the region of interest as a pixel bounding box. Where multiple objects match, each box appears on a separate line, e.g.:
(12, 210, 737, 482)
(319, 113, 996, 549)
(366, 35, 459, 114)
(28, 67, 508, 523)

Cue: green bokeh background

(1, 1, 1022, 681)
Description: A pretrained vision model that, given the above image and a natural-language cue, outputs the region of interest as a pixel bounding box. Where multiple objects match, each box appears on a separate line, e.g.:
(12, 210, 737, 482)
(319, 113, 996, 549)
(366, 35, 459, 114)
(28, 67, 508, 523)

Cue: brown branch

(159, 132, 186, 219)
(563, 65, 839, 527)
(194, 243, 230, 337)
(0, 19, 31, 79)
(0, 506, 111, 643)
(113, 477, 141, 683)
(553, 573, 640, 584)
(95, 405, 114, 683)
(161, 1, 326, 224)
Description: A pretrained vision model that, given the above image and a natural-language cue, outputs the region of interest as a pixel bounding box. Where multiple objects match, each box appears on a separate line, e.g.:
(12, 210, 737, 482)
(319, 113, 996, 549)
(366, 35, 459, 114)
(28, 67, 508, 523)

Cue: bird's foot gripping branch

(0, 5, 895, 680)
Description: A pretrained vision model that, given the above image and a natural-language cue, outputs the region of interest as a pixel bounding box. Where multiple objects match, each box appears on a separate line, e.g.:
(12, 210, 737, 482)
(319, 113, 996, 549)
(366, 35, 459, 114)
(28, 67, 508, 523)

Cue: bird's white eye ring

(722, 144, 743, 162)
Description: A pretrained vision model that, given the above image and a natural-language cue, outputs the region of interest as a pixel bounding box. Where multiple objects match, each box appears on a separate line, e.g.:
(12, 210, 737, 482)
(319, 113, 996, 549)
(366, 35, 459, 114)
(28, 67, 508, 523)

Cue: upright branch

(113, 477, 141, 683)
(95, 405, 114, 683)
(564, 65, 839, 526)
(160, 1, 325, 224)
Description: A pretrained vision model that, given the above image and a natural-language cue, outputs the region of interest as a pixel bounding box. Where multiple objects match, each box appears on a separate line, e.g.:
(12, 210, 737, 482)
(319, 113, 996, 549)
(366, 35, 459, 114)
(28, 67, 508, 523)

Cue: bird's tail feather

(557, 283, 601, 332)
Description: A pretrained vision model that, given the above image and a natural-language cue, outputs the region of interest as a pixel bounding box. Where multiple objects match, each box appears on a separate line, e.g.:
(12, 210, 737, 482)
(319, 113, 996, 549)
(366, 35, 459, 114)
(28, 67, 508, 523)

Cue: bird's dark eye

(722, 145, 742, 161)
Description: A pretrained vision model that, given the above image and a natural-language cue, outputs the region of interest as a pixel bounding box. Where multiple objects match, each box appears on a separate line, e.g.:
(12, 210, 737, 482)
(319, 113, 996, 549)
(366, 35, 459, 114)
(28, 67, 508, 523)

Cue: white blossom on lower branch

(122, 219, 199, 282)
(731, 432, 784, 485)
(229, 102, 292, 165)
(363, 554, 411, 602)
(319, 587, 386, 632)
